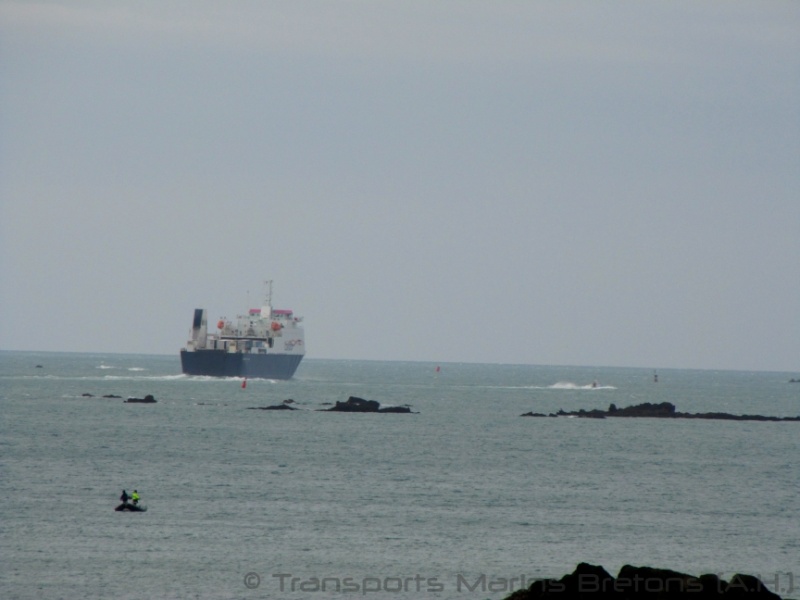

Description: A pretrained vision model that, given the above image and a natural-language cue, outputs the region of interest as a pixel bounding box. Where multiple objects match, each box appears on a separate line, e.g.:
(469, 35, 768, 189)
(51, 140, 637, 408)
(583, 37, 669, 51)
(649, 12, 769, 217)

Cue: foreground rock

(125, 394, 157, 404)
(522, 402, 800, 422)
(504, 562, 784, 599)
(322, 396, 415, 413)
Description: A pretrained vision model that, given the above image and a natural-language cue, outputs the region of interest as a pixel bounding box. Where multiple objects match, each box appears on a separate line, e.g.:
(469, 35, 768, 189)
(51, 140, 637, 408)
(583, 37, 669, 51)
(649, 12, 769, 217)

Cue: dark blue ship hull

(180, 349, 303, 380)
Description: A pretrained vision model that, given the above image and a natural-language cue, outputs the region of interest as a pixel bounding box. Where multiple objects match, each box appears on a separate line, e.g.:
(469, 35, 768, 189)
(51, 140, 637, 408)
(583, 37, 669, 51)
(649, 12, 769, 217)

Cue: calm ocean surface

(2, 351, 798, 599)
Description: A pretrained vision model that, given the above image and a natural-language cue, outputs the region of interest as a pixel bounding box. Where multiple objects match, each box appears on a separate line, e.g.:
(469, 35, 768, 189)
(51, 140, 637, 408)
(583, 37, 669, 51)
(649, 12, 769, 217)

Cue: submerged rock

(248, 403, 296, 410)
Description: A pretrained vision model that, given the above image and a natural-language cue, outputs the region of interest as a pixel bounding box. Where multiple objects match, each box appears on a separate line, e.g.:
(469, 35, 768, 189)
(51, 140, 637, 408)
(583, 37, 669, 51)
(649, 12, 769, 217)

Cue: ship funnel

(190, 308, 208, 346)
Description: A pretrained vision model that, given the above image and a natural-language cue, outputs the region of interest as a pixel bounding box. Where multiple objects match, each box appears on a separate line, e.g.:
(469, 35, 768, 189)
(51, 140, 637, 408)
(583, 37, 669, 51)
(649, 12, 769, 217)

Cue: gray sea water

(2, 351, 798, 599)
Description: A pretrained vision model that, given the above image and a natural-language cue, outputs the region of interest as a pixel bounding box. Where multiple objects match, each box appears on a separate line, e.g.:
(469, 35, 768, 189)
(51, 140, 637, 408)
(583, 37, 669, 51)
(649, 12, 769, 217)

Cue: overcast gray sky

(1, 1, 798, 372)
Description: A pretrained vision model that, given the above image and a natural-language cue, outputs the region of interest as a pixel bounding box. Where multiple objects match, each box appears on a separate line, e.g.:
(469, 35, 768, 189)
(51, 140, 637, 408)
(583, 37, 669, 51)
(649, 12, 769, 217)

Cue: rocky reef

(125, 394, 157, 404)
(322, 396, 414, 413)
(522, 402, 799, 422)
(246, 396, 416, 413)
(503, 562, 787, 599)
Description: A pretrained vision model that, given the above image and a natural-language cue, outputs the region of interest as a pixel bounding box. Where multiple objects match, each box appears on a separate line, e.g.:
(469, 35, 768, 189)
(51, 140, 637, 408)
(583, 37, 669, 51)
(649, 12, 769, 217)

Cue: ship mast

(263, 280, 273, 318)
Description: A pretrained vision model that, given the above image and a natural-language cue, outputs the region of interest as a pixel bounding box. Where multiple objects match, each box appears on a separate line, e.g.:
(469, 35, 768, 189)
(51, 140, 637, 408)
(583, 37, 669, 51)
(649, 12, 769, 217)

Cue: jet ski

(115, 502, 147, 512)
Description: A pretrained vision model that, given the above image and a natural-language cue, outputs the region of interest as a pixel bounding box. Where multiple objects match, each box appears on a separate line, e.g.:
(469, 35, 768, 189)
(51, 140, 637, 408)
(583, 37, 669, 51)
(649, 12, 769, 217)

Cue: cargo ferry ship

(180, 282, 304, 379)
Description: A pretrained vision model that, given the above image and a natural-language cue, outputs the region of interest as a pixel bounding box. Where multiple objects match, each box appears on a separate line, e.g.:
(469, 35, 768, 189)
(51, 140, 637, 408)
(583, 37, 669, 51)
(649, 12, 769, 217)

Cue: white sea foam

(548, 381, 617, 390)
(101, 374, 186, 381)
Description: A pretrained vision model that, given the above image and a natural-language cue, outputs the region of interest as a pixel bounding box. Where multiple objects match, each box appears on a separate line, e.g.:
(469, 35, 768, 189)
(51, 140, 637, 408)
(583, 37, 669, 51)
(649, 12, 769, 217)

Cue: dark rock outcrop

(522, 402, 799, 422)
(327, 396, 380, 412)
(125, 394, 157, 404)
(504, 563, 784, 599)
(611, 402, 676, 417)
(323, 396, 414, 413)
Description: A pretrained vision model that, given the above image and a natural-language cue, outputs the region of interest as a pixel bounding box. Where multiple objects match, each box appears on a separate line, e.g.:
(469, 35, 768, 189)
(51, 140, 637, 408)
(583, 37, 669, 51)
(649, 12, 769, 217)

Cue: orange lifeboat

(271, 321, 282, 331)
